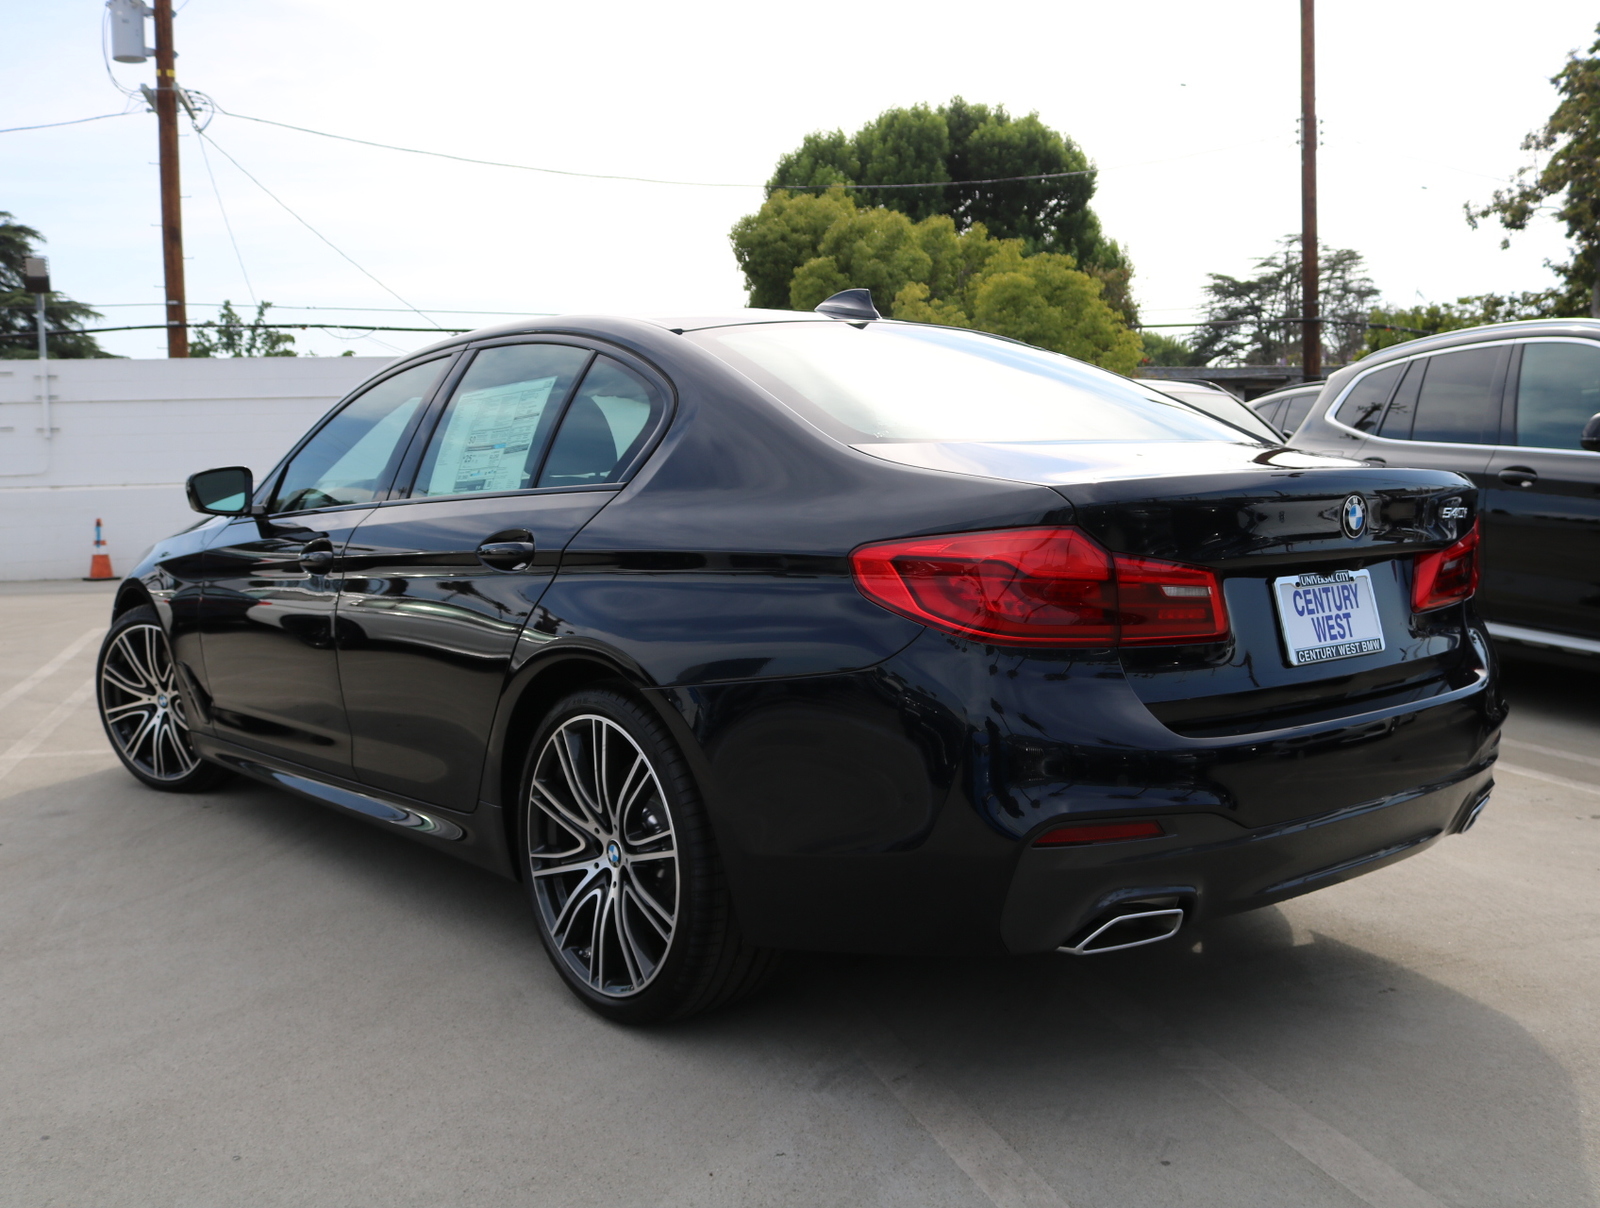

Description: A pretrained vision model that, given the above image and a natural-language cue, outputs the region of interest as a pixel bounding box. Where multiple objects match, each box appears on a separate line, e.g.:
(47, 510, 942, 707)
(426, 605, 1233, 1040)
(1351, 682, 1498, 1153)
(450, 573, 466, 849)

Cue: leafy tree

(1362, 290, 1567, 355)
(752, 98, 1135, 320)
(737, 188, 1140, 373)
(190, 300, 297, 357)
(0, 212, 109, 359)
(1139, 331, 1197, 366)
(1466, 25, 1600, 316)
(1190, 237, 1379, 368)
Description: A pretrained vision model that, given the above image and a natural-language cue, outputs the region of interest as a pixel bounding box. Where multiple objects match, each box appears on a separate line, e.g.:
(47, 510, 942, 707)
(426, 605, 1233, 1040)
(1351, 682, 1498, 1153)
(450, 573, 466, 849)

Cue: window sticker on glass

(424, 376, 557, 495)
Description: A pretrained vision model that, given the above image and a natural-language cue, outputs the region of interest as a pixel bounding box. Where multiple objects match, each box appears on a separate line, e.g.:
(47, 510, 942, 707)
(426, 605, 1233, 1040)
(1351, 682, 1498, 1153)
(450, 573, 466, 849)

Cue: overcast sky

(5, 1, 1597, 359)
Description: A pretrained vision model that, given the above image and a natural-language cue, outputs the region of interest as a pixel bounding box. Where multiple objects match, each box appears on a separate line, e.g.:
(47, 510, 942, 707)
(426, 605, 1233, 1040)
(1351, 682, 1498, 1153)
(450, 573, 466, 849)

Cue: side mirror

(1582, 413, 1600, 453)
(186, 466, 255, 516)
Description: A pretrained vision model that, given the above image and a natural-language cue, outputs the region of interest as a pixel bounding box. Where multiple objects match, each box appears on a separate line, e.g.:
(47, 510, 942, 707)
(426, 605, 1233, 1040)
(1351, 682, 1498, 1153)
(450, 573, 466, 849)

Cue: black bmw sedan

(98, 292, 1501, 1021)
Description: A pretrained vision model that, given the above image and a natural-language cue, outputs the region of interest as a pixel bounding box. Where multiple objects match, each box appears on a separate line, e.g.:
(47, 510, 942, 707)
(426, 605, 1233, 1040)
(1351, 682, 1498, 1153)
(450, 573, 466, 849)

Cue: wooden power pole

(153, 0, 188, 357)
(1300, 0, 1320, 380)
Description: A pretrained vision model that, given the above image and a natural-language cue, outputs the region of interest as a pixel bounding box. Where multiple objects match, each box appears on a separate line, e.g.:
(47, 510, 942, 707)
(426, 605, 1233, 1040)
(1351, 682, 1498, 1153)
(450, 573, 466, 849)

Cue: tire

(519, 685, 777, 1023)
(96, 605, 231, 793)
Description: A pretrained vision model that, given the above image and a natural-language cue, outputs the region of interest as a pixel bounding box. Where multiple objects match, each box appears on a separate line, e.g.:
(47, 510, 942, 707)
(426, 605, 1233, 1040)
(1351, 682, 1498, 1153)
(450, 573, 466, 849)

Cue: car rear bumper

(999, 761, 1493, 953)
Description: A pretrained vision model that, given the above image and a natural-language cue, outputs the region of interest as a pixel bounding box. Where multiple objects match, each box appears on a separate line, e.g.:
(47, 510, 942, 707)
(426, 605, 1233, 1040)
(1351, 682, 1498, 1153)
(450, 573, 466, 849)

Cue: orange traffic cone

(84, 517, 117, 581)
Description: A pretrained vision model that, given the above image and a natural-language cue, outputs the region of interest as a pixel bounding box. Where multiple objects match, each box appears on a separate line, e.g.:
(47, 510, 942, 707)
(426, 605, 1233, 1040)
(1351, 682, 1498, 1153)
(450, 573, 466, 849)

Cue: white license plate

(1272, 569, 1385, 666)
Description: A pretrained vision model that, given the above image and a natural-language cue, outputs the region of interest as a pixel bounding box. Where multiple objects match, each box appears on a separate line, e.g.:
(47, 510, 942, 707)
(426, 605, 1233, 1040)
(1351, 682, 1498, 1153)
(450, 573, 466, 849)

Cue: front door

(1482, 338, 1600, 637)
(336, 343, 669, 812)
(196, 357, 450, 776)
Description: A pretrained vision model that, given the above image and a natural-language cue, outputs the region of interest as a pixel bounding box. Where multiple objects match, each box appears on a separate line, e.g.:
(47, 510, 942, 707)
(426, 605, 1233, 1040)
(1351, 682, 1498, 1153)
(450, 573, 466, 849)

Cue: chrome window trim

(1322, 337, 1522, 442)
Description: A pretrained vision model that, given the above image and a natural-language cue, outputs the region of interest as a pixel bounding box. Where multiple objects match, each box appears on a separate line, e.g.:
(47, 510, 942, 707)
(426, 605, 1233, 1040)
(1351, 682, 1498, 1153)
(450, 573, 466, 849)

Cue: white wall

(0, 356, 394, 580)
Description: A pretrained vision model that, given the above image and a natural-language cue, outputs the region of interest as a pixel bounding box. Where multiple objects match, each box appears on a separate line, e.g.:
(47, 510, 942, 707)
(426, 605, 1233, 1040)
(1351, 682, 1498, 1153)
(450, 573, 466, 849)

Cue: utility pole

(152, 0, 188, 357)
(1300, 0, 1320, 381)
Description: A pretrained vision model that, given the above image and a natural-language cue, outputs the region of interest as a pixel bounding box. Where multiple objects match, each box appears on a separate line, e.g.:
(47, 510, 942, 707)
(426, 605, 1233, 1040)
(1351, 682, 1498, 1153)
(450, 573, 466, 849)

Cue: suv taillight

(849, 526, 1228, 647)
(1412, 522, 1480, 612)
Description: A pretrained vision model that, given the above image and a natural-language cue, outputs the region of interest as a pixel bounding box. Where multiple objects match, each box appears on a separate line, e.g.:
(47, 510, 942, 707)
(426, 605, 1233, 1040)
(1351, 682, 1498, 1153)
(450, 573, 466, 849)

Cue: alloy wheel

(99, 623, 200, 782)
(527, 714, 679, 998)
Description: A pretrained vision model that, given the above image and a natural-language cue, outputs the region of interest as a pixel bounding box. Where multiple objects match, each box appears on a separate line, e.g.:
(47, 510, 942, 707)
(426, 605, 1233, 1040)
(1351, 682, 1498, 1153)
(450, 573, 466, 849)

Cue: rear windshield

(686, 321, 1267, 445)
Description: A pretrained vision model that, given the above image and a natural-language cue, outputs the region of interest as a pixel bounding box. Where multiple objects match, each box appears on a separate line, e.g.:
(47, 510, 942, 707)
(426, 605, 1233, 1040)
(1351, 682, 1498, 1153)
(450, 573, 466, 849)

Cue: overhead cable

(192, 126, 445, 329)
(194, 130, 257, 306)
(1, 112, 137, 134)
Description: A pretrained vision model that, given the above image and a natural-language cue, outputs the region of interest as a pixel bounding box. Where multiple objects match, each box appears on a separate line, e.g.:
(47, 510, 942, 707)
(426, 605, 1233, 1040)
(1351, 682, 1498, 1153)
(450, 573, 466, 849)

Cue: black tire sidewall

(97, 605, 229, 793)
(517, 686, 718, 1024)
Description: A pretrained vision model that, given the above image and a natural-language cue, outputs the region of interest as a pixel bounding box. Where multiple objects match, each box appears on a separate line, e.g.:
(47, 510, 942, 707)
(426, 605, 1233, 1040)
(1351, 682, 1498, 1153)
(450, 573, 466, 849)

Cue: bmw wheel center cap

(606, 841, 621, 867)
(1341, 494, 1368, 539)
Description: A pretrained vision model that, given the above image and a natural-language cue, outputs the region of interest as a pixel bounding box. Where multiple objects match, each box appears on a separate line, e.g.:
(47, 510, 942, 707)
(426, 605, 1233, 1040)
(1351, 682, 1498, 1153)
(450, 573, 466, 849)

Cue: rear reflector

(849, 526, 1228, 647)
(1412, 521, 1479, 612)
(1034, 820, 1165, 847)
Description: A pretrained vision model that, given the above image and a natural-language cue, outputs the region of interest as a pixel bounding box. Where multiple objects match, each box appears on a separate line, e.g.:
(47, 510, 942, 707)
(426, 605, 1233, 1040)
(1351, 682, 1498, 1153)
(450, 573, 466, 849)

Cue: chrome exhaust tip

(1057, 907, 1186, 956)
(1458, 786, 1492, 833)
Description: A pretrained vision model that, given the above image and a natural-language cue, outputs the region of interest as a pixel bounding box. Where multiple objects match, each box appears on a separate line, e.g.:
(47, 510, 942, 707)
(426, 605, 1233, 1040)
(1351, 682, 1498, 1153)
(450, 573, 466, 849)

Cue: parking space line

(0, 679, 96, 782)
(1073, 973, 1448, 1208)
(1501, 738, 1600, 772)
(0, 627, 104, 713)
(850, 1006, 1071, 1208)
(14, 748, 114, 759)
(1496, 762, 1600, 797)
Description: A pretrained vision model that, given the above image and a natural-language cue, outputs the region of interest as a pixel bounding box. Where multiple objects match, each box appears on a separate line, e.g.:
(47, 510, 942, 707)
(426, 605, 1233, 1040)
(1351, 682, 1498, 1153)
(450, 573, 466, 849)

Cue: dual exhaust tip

(1058, 898, 1187, 956)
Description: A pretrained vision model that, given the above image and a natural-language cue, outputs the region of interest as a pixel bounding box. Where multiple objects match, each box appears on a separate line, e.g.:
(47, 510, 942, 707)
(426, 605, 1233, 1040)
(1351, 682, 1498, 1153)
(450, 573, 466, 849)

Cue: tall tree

(1190, 238, 1378, 368)
(189, 301, 297, 357)
(757, 99, 1134, 320)
(1466, 24, 1600, 316)
(734, 187, 1141, 374)
(1362, 291, 1565, 356)
(0, 213, 109, 359)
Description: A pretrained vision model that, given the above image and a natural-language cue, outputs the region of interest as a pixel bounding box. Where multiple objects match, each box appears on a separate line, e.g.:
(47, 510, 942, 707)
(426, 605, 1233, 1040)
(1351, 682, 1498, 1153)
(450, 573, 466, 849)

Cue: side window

(1515, 341, 1600, 449)
(1378, 360, 1423, 438)
(1281, 390, 1318, 435)
(272, 359, 446, 514)
(1335, 363, 1403, 432)
(413, 344, 591, 497)
(1409, 347, 1502, 444)
(538, 356, 667, 488)
(1252, 397, 1288, 430)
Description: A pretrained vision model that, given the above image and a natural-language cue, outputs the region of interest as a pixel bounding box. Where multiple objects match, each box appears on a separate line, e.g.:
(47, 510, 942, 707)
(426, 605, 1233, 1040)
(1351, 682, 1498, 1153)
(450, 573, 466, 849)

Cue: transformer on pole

(106, 0, 188, 356)
(23, 256, 49, 362)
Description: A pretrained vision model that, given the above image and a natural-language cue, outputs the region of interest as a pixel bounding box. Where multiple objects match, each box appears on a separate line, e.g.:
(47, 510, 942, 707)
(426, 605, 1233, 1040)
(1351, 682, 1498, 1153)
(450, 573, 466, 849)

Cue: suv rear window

(1335, 363, 1403, 432)
(687, 322, 1264, 445)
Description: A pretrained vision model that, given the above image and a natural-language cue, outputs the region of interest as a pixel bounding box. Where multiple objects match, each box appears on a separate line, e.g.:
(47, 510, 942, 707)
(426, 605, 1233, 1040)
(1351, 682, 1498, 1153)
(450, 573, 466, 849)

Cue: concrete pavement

(2, 580, 1597, 1207)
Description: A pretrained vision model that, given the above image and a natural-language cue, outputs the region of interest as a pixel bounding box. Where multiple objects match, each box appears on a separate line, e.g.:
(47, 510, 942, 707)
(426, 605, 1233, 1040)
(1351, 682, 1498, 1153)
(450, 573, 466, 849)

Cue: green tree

(754, 98, 1134, 320)
(1139, 331, 1197, 366)
(0, 212, 109, 359)
(742, 189, 1141, 373)
(190, 300, 297, 357)
(1190, 238, 1379, 368)
(1362, 290, 1567, 356)
(1467, 25, 1600, 316)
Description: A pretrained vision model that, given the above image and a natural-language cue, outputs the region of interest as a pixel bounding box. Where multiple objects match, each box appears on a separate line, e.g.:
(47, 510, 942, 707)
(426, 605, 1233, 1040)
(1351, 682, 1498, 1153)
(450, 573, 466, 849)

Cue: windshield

(687, 321, 1266, 445)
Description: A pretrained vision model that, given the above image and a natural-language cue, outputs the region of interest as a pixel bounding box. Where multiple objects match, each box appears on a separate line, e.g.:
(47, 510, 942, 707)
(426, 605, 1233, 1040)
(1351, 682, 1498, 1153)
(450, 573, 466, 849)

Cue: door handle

(477, 539, 537, 571)
(299, 540, 336, 573)
(1497, 466, 1538, 488)
(1362, 457, 1387, 466)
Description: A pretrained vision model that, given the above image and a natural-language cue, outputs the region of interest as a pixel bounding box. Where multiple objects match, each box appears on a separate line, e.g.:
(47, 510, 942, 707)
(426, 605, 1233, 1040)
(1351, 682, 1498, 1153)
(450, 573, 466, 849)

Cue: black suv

(1292, 319, 1600, 658)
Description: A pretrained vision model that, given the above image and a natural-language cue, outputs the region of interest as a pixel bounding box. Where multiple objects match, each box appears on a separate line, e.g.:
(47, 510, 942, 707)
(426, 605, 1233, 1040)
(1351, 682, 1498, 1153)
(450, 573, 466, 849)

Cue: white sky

(5, 0, 1597, 359)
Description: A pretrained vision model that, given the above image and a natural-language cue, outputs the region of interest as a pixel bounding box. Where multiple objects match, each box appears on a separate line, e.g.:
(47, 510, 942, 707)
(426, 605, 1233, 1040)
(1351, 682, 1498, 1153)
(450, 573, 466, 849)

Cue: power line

(194, 129, 257, 306)
(191, 126, 445, 329)
(0, 322, 469, 340)
(0, 112, 137, 134)
(212, 105, 1097, 191)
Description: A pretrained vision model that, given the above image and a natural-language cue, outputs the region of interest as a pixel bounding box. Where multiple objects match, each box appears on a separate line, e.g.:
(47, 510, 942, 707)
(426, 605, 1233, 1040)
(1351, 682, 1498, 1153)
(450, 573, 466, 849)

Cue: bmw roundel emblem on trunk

(1341, 494, 1368, 538)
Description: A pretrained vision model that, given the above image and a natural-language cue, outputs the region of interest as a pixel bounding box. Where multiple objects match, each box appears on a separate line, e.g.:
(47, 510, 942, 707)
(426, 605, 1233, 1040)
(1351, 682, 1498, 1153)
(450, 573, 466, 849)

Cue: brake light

(849, 526, 1228, 647)
(1412, 522, 1479, 612)
(1035, 820, 1164, 846)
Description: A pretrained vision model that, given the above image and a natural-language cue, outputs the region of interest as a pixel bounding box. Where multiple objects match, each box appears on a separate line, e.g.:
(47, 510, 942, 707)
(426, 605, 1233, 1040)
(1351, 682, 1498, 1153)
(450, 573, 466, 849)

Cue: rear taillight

(1412, 522, 1479, 612)
(849, 526, 1228, 647)
(1035, 820, 1165, 846)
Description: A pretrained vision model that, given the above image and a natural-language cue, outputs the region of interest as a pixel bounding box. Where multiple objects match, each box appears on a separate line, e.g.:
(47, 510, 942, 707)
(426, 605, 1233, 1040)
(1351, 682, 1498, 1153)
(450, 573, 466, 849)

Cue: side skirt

(194, 734, 518, 879)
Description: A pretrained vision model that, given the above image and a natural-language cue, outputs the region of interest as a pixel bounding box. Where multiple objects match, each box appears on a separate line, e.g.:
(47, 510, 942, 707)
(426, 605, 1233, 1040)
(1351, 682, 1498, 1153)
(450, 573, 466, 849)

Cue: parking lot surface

(3, 579, 1598, 1208)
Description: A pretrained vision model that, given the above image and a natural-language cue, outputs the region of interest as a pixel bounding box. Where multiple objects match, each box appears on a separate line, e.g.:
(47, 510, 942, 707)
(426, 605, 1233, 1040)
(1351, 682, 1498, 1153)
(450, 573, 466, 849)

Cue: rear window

(687, 322, 1264, 445)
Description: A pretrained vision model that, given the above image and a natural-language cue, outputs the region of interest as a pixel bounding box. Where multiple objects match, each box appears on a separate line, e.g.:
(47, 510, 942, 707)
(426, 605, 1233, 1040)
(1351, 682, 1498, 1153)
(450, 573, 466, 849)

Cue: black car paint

(119, 314, 1502, 956)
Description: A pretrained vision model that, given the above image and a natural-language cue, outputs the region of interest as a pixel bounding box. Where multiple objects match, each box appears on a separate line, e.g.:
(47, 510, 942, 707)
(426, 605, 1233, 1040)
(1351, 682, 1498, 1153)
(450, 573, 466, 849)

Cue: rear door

(335, 342, 670, 812)
(1482, 338, 1600, 638)
(1357, 344, 1506, 485)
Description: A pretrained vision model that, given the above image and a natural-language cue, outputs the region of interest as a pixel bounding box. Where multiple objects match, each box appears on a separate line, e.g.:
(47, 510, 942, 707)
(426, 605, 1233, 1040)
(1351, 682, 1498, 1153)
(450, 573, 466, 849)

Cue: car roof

(1249, 381, 1325, 403)
(1355, 317, 1600, 369)
(399, 309, 837, 360)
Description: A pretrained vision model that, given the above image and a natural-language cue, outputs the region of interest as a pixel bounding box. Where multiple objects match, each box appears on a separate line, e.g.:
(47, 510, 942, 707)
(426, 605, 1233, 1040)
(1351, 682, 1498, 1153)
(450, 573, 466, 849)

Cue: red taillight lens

(1412, 522, 1479, 612)
(849, 526, 1228, 647)
(1035, 820, 1165, 846)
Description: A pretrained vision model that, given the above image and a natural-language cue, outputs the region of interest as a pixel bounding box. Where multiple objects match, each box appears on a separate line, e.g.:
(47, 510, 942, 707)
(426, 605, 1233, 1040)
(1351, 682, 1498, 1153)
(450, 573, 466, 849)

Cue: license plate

(1272, 569, 1385, 666)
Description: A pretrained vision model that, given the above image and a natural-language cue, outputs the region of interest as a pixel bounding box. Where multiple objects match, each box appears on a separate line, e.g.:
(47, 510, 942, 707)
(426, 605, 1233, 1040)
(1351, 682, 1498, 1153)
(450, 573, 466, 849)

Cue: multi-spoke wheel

(520, 687, 777, 1022)
(97, 606, 230, 792)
